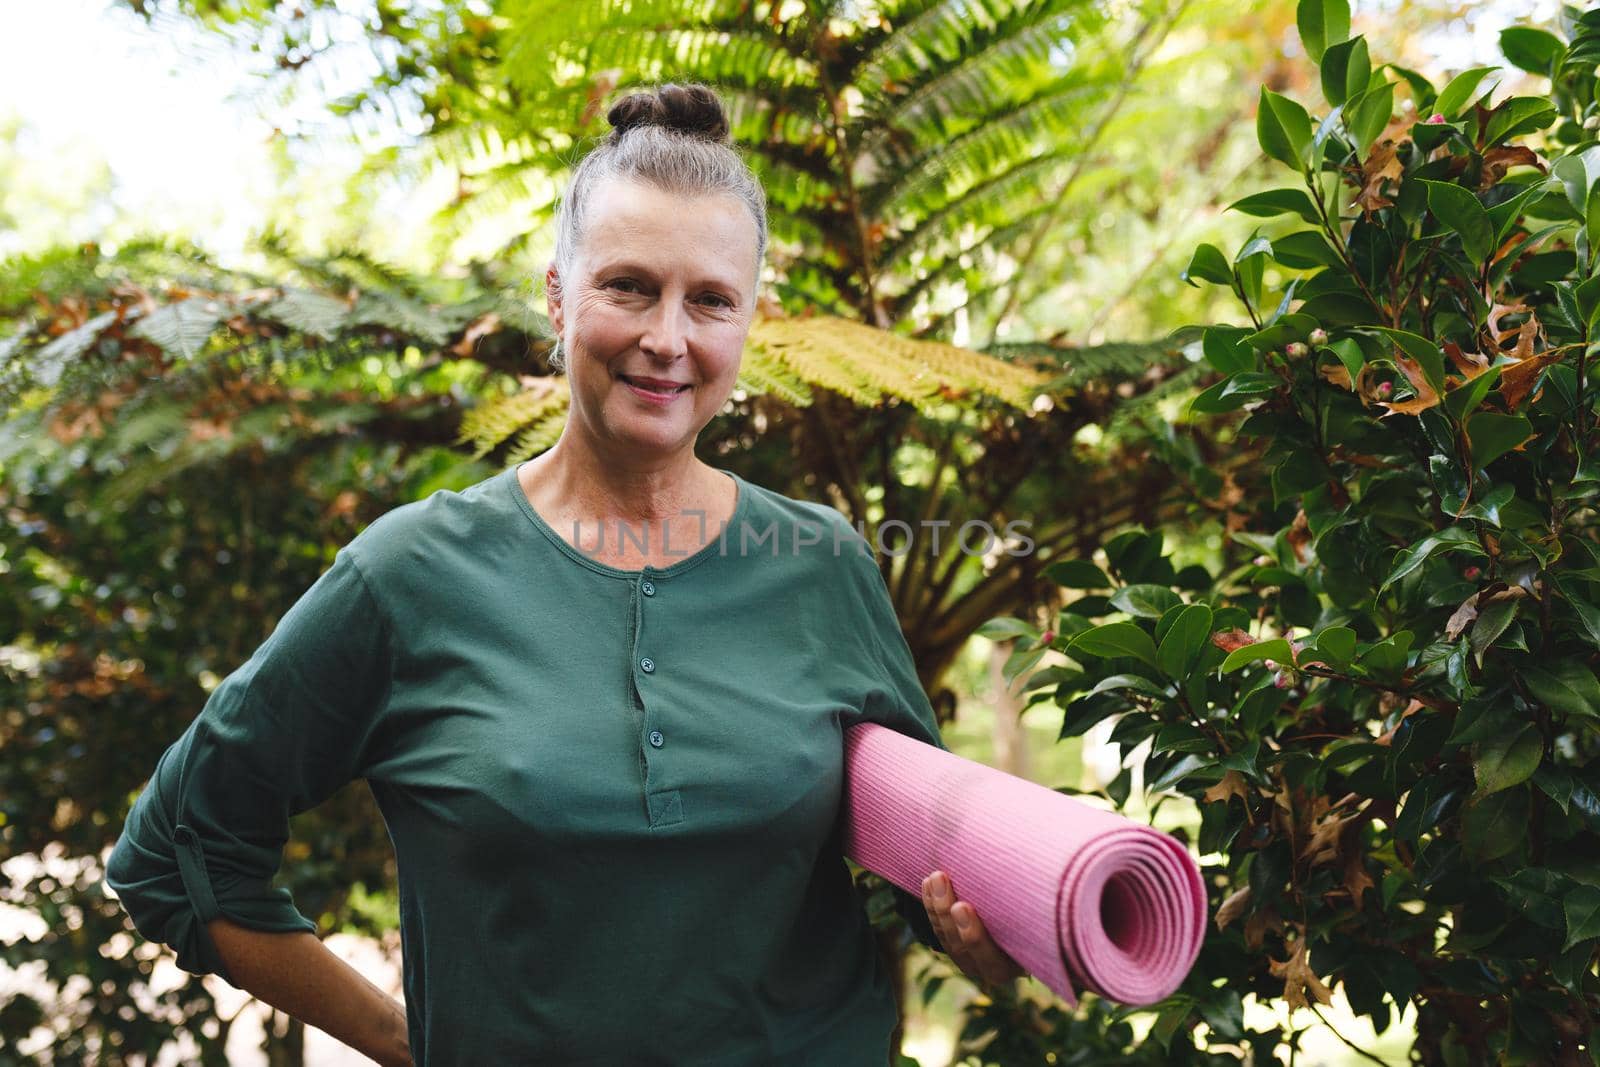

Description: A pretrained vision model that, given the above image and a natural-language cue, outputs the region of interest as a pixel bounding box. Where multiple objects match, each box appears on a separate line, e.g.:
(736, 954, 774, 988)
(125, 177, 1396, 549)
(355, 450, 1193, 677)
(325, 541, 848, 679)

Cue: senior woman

(105, 83, 1021, 1066)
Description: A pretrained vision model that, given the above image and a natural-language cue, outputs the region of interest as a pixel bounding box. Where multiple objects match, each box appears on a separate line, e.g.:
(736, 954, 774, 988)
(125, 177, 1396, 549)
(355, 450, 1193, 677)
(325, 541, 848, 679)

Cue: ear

(545, 264, 565, 336)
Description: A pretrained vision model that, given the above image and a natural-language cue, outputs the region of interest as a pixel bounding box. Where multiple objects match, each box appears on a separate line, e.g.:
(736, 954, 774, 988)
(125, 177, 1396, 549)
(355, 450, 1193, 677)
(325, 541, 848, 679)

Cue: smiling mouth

(618, 374, 691, 395)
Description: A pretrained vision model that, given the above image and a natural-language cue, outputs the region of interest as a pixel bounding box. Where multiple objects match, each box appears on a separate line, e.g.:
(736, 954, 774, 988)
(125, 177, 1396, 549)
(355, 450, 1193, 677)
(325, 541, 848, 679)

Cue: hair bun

(606, 84, 731, 145)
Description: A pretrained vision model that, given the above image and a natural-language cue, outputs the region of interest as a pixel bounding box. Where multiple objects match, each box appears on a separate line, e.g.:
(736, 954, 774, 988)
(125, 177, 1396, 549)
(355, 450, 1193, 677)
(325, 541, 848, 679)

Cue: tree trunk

(989, 639, 1029, 778)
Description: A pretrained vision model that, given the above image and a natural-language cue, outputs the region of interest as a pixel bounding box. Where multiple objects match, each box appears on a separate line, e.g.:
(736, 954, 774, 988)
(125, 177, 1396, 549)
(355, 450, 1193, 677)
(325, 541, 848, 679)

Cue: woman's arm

(207, 917, 412, 1067)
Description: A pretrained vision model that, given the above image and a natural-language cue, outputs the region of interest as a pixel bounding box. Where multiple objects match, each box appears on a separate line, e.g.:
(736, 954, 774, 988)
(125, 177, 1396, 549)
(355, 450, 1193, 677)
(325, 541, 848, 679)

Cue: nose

(638, 295, 689, 363)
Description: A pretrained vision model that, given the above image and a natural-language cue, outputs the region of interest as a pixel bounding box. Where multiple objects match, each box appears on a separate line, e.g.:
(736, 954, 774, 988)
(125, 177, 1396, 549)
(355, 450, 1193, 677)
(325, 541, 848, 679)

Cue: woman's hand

(919, 870, 1026, 991)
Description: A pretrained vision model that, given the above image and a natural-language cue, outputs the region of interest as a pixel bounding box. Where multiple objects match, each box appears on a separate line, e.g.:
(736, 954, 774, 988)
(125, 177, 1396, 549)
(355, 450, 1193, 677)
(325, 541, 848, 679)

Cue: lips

(618, 374, 691, 394)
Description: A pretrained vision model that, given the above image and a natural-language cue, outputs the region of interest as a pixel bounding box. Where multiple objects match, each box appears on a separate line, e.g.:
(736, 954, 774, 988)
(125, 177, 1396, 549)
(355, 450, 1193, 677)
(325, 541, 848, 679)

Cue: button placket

(634, 573, 679, 826)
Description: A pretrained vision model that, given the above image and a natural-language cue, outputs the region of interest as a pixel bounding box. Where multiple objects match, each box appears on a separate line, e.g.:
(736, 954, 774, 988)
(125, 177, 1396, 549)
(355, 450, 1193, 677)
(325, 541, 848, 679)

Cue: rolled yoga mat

(842, 722, 1208, 1007)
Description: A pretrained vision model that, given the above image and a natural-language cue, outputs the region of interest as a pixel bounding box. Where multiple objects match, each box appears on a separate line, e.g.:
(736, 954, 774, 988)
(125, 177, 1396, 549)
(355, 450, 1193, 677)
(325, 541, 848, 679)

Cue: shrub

(995, 2, 1600, 1063)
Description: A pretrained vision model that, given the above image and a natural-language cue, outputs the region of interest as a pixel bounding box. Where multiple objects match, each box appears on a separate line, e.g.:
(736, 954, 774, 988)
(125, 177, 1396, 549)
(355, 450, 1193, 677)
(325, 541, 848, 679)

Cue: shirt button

(649, 730, 664, 748)
(641, 580, 655, 596)
(640, 657, 655, 673)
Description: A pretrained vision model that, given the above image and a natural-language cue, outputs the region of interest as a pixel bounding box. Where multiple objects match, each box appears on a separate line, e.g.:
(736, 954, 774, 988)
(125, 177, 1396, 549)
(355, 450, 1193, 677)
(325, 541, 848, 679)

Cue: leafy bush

(991, 2, 1600, 1063)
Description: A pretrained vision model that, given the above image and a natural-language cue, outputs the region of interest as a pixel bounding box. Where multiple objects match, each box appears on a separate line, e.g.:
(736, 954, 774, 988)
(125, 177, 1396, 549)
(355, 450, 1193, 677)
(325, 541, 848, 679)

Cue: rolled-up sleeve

(103, 547, 393, 984)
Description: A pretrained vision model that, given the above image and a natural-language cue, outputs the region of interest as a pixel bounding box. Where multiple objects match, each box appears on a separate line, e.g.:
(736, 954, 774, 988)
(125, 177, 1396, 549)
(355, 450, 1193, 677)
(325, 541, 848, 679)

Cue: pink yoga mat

(842, 722, 1207, 1007)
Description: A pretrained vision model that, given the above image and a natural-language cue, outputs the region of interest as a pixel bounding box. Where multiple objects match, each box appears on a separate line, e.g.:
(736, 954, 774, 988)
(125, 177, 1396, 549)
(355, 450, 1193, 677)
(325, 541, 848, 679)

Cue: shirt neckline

(504, 461, 751, 581)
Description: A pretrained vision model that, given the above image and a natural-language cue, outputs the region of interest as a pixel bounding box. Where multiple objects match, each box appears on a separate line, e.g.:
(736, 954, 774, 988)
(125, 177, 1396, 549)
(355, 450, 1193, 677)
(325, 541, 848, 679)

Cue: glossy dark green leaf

(1296, 0, 1350, 63)
(1434, 66, 1499, 119)
(1345, 81, 1395, 157)
(1088, 673, 1170, 698)
(1483, 96, 1558, 145)
(1369, 327, 1448, 394)
(1523, 660, 1600, 719)
(1110, 583, 1182, 619)
(1462, 787, 1528, 864)
(1380, 526, 1484, 593)
(1466, 412, 1533, 468)
(1423, 180, 1494, 265)
(1157, 603, 1214, 680)
(1201, 326, 1255, 373)
(1320, 35, 1370, 106)
(1068, 622, 1160, 670)
(1044, 559, 1114, 589)
(1562, 885, 1600, 951)
(1226, 188, 1323, 224)
(1500, 26, 1563, 75)
(1473, 723, 1544, 796)
(1221, 637, 1294, 673)
(1182, 243, 1233, 287)
(976, 616, 1040, 641)
(1257, 87, 1315, 171)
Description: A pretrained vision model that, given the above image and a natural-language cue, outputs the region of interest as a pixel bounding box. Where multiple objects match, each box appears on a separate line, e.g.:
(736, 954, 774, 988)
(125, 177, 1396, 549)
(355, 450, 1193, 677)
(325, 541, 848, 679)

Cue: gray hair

(546, 83, 769, 372)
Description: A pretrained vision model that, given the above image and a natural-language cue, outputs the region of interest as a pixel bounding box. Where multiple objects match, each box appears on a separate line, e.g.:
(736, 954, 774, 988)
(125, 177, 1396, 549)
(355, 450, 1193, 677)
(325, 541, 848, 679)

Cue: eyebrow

(590, 260, 745, 295)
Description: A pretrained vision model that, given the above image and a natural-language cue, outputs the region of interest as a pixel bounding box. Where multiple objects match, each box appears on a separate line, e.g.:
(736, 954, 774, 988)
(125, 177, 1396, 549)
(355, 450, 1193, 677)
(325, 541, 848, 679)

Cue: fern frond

(748, 314, 1049, 412)
(456, 378, 568, 458)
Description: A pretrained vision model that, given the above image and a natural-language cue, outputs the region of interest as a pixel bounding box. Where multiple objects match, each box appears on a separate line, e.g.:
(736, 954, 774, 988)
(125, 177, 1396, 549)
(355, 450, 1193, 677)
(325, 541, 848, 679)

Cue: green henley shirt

(104, 461, 948, 1066)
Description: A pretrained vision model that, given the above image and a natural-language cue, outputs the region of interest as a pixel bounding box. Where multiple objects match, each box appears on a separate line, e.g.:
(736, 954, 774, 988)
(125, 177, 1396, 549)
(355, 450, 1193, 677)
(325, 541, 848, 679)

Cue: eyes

(603, 277, 736, 309)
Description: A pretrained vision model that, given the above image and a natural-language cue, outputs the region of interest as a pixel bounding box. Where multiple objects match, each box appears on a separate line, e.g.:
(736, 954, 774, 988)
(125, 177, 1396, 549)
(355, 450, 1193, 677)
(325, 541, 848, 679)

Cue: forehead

(578, 178, 759, 286)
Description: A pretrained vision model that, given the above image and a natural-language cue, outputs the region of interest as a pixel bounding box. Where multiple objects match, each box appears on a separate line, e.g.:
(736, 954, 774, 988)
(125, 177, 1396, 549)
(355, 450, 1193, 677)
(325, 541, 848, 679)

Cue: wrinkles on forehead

(571, 179, 760, 303)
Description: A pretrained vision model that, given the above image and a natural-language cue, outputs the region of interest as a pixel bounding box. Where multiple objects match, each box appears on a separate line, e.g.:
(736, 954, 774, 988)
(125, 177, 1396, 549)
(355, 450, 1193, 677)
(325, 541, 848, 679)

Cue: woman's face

(547, 177, 758, 466)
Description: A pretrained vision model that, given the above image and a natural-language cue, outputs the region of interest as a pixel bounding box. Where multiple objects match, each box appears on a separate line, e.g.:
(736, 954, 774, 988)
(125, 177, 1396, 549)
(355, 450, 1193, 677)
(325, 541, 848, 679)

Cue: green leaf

(1044, 559, 1114, 589)
(1465, 412, 1532, 468)
(1153, 723, 1211, 755)
(1182, 243, 1233, 287)
(1473, 723, 1544, 796)
(1562, 885, 1600, 951)
(1444, 364, 1502, 421)
(1088, 673, 1170, 698)
(1271, 230, 1343, 270)
(1470, 598, 1519, 661)
(1369, 327, 1448, 395)
(1325, 337, 1365, 380)
(1296, 0, 1351, 63)
(1257, 87, 1315, 171)
(1345, 81, 1395, 158)
(1147, 753, 1211, 793)
(1434, 66, 1499, 119)
(1380, 526, 1484, 593)
(1320, 35, 1370, 107)
(1422, 181, 1494, 266)
(1462, 788, 1528, 864)
(1523, 660, 1600, 719)
(1109, 584, 1182, 619)
(976, 616, 1041, 641)
(1221, 637, 1294, 673)
(1227, 188, 1323, 224)
(1201, 326, 1255, 374)
(1554, 575, 1600, 649)
(1500, 26, 1564, 77)
(1157, 604, 1214, 680)
(1068, 622, 1160, 670)
(1307, 625, 1357, 667)
(1483, 96, 1559, 145)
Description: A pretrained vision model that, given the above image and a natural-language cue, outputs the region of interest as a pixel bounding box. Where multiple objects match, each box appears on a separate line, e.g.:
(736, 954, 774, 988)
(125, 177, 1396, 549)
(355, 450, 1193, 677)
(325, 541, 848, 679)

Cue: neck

(530, 435, 713, 525)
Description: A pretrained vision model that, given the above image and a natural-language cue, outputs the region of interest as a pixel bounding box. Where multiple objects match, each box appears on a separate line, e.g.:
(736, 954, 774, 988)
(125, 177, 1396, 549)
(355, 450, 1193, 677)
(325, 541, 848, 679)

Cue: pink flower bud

(1309, 328, 1329, 346)
(1263, 659, 1278, 670)
(1425, 113, 1445, 124)
(1274, 670, 1293, 689)
(1286, 342, 1309, 358)
(1254, 554, 1272, 567)
(1377, 381, 1393, 398)
(1463, 566, 1481, 581)
(1041, 629, 1056, 644)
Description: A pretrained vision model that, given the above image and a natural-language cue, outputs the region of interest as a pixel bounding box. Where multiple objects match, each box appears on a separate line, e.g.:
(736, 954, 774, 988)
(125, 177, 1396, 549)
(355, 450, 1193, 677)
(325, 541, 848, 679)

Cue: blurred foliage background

(1, 1, 1584, 1064)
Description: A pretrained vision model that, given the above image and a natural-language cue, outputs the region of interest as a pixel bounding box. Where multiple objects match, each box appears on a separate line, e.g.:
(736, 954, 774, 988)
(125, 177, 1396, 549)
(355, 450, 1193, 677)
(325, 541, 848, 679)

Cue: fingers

(948, 900, 1026, 986)
(919, 870, 1026, 990)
